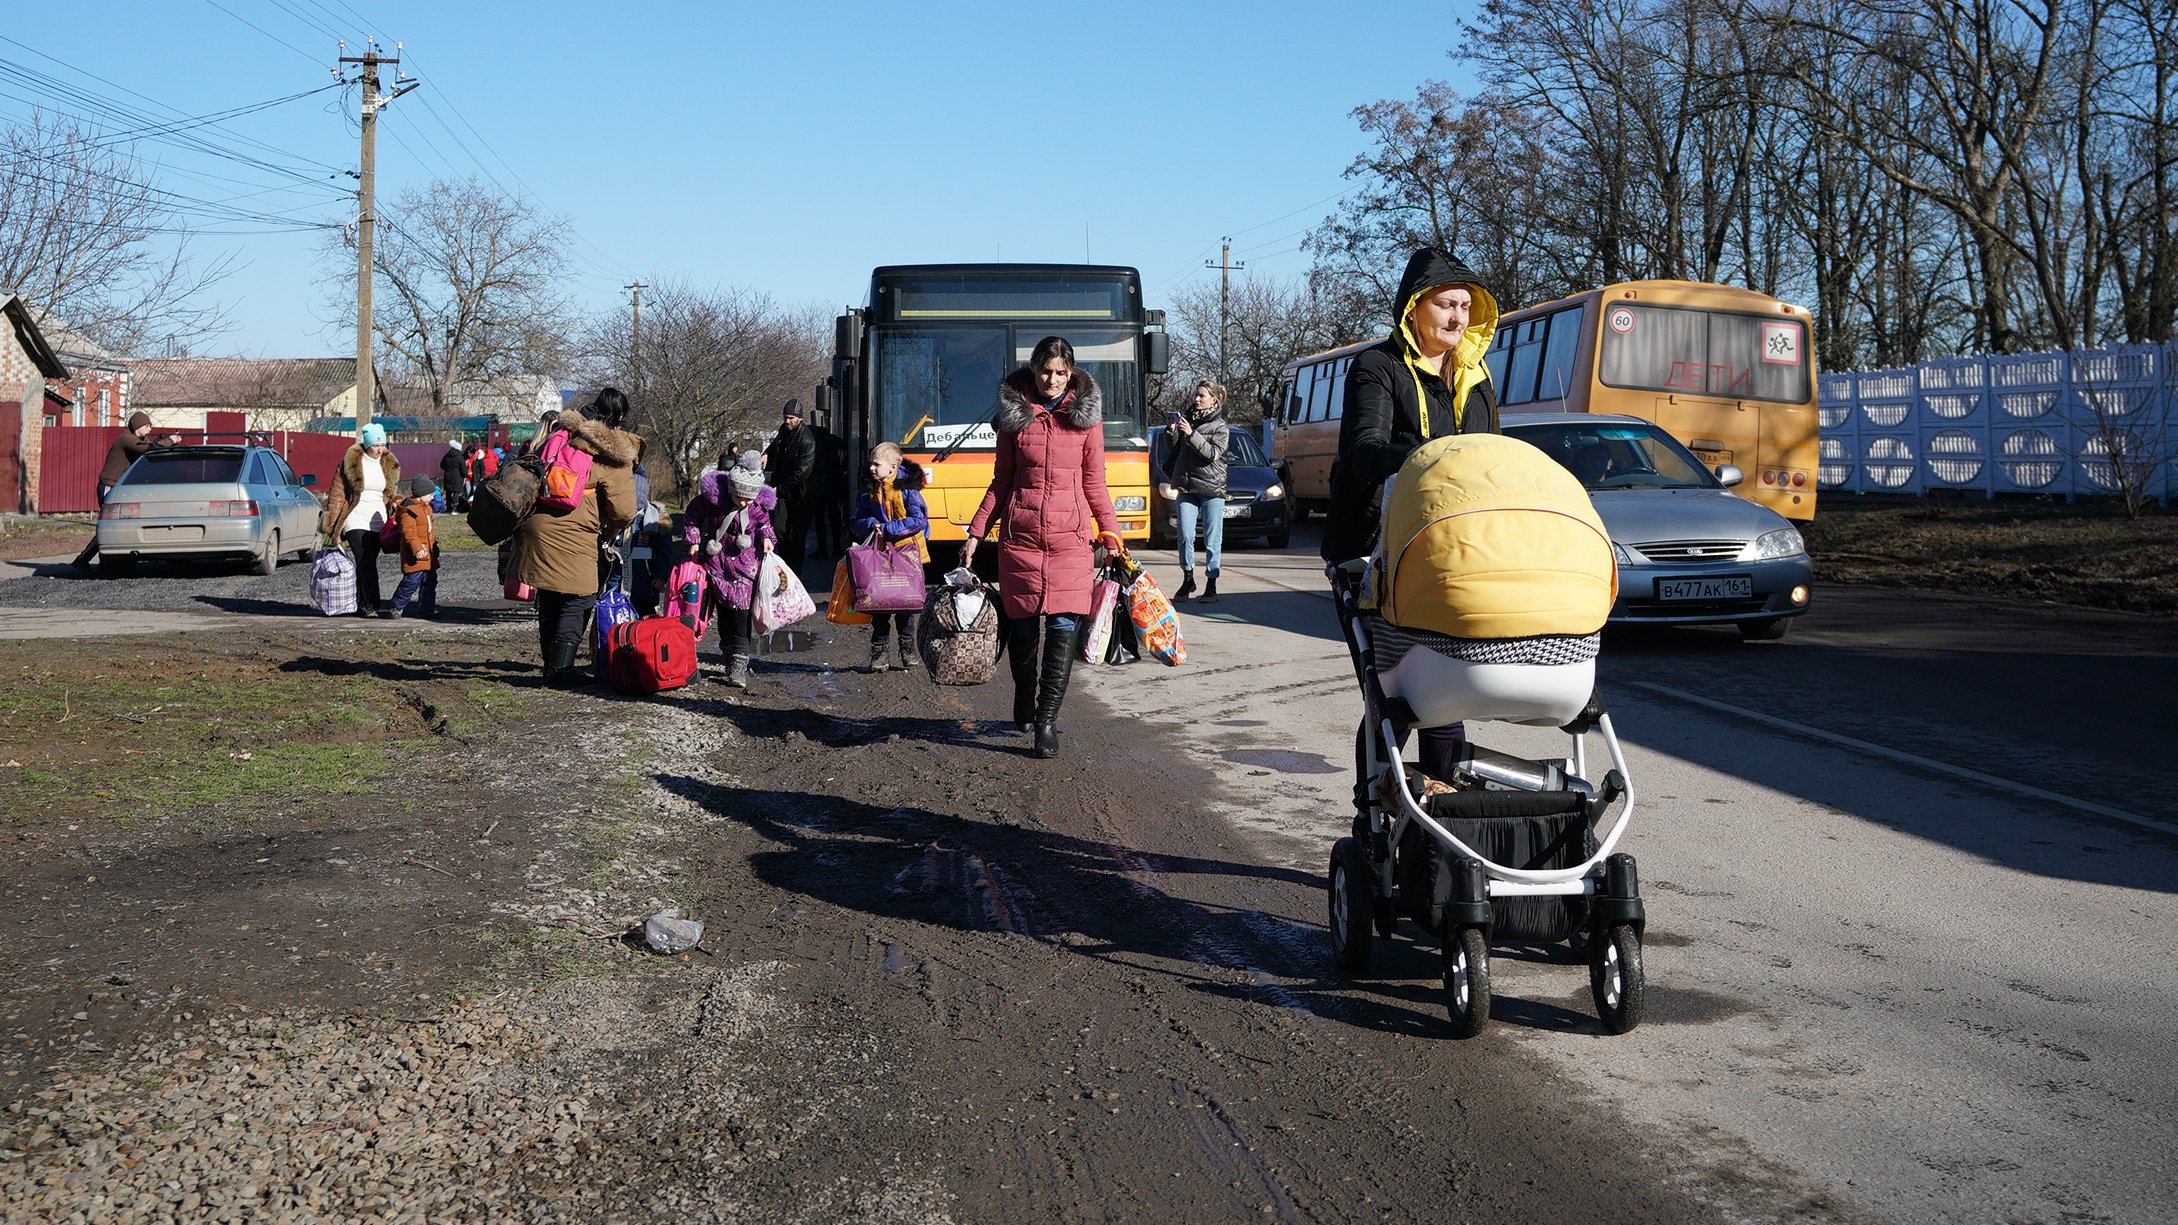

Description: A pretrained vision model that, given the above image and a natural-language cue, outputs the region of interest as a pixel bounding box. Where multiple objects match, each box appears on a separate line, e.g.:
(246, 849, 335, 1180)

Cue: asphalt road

(5, 531, 2174, 1221)
(1095, 522, 2178, 1225)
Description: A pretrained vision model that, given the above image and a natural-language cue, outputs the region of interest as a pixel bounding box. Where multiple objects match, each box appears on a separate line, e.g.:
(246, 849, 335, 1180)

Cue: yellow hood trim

(1397, 281, 1499, 433)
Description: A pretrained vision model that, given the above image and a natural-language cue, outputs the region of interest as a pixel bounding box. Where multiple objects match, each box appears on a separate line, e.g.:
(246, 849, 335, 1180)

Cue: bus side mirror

(1145, 331, 1170, 376)
(1714, 464, 1744, 487)
(834, 313, 860, 362)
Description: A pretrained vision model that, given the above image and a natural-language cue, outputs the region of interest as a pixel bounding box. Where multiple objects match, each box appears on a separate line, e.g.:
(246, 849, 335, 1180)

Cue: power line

(195, 0, 328, 67)
(260, 0, 347, 42)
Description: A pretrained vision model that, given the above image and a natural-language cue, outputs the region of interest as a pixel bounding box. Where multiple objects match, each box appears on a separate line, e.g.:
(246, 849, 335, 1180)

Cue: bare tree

(322, 178, 571, 413)
(0, 111, 234, 352)
(574, 282, 828, 497)
(1163, 274, 1362, 427)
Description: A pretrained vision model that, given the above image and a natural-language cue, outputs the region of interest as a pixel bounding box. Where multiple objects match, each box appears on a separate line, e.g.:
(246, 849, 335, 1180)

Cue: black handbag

(466, 456, 545, 546)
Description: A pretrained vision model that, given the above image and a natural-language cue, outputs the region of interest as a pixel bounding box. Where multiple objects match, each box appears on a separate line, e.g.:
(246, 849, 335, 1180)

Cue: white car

(95, 444, 322, 577)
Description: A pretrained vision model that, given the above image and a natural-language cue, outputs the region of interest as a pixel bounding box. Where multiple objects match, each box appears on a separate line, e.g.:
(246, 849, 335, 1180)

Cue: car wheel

(100, 553, 137, 578)
(1738, 616, 1790, 642)
(253, 530, 280, 576)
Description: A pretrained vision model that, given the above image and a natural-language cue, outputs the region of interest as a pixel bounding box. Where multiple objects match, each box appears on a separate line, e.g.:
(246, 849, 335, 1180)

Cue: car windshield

(1512, 423, 1717, 490)
(1227, 429, 1267, 466)
(124, 451, 245, 484)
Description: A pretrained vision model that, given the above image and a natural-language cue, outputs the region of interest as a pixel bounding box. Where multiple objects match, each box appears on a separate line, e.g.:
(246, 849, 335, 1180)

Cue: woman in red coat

(963, 335, 1124, 759)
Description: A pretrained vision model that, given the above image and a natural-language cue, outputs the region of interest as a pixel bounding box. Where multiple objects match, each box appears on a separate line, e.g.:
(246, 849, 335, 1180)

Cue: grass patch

(0, 516, 92, 563)
(434, 517, 492, 553)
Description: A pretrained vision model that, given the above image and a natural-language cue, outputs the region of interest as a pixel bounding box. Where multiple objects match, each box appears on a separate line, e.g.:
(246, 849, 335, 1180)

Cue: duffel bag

(466, 456, 545, 546)
(608, 616, 699, 694)
(915, 568, 1001, 685)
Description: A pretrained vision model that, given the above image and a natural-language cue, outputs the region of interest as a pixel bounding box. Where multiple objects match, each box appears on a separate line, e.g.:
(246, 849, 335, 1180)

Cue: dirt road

(0, 550, 1777, 1223)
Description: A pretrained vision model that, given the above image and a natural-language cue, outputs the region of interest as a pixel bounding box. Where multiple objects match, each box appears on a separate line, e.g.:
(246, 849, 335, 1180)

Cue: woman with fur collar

(320, 422, 400, 617)
(682, 459, 778, 688)
(962, 335, 1124, 759)
(850, 442, 929, 672)
(508, 388, 642, 685)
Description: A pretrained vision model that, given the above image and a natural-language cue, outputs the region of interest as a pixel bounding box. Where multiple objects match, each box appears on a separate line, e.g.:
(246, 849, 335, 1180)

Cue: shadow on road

(659, 772, 1618, 1039)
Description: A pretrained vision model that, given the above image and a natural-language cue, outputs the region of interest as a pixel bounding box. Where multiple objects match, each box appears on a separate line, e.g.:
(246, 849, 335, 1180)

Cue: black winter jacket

(765, 424, 816, 496)
(1320, 247, 1502, 563)
(1158, 406, 1230, 498)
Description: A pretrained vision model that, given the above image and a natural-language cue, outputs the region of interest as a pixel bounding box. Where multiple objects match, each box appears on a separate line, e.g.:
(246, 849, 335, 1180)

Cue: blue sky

(4, 2, 1475, 358)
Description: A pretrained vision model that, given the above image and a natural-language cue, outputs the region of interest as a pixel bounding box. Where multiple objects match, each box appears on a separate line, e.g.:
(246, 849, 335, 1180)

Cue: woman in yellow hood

(1320, 246, 1500, 564)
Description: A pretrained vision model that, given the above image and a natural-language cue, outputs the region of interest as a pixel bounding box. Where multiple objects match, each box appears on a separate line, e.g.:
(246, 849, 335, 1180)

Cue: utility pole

(339, 40, 415, 432)
(626, 280, 646, 398)
(1205, 237, 1245, 389)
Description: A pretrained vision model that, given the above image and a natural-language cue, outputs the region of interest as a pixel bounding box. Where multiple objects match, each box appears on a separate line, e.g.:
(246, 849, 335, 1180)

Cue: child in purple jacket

(683, 464, 777, 688)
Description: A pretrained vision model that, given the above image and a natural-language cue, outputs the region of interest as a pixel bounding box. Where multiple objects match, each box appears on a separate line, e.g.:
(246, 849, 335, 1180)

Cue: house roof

(0, 295, 70, 379)
(129, 357, 354, 410)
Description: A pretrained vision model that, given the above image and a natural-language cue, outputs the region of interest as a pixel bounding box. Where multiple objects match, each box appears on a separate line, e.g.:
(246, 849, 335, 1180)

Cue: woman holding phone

(1156, 379, 1231, 602)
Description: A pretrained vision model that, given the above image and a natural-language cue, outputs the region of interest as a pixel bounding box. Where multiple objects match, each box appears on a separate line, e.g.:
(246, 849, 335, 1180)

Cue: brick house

(2, 295, 71, 514)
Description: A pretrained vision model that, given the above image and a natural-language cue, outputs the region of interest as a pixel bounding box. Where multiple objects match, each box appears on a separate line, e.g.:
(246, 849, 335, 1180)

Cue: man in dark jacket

(1319, 246, 1501, 565)
(1157, 379, 1233, 601)
(808, 417, 848, 559)
(72, 411, 179, 571)
(764, 399, 817, 574)
(439, 440, 468, 510)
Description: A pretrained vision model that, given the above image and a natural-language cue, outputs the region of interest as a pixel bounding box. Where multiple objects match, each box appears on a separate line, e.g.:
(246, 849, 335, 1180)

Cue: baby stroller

(1329, 566, 1645, 1036)
(1323, 432, 1645, 1039)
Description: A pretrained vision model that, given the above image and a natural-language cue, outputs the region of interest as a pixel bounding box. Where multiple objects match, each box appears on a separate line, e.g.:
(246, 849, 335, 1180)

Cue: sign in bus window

(1599, 304, 1808, 403)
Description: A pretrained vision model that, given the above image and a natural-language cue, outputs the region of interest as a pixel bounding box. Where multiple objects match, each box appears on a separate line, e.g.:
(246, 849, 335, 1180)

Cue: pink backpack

(535, 429, 592, 512)
(664, 558, 709, 637)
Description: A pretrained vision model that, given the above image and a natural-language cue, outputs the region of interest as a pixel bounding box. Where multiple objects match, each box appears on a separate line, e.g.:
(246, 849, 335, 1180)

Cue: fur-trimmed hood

(557, 402, 641, 468)
(339, 443, 400, 488)
(995, 367, 1102, 434)
(891, 458, 926, 492)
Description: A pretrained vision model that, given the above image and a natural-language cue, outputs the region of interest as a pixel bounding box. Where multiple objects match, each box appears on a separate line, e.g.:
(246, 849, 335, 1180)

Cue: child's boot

(726, 654, 751, 689)
(895, 635, 913, 672)
(868, 640, 890, 672)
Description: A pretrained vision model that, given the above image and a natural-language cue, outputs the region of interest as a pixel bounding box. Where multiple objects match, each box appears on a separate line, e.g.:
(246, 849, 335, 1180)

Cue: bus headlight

(1260, 484, 1284, 501)
(1113, 496, 1147, 512)
(1742, 527, 1806, 560)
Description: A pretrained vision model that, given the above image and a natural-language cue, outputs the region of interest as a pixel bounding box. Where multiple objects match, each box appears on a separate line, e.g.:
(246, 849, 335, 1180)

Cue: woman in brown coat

(962, 336, 1123, 758)
(508, 389, 641, 684)
(320, 422, 400, 617)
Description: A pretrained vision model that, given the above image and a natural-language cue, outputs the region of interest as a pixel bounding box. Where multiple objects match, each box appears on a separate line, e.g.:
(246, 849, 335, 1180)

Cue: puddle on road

(762, 630, 819, 653)
(1643, 986, 1753, 1025)
(1223, 748, 1342, 775)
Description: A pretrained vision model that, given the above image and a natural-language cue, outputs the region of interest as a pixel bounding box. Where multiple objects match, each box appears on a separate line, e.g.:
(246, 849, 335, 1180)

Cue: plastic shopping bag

(1080, 575, 1121, 664)
(825, 557, 871, 625)
(1113, 552, 1185, 666)
(753, 553, 816, 634)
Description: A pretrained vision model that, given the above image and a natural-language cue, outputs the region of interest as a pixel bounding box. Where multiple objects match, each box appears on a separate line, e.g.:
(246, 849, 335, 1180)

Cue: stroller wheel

(1590, 924, 1646, 1034)
(1442, 928, 1491, 1039)
(1328, 837, 1375, 975)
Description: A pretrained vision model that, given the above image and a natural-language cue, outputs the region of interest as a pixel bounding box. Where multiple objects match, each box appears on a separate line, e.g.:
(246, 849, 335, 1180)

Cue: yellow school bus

(830, 264, 1166, 559)
(1269, 280, 1817, 522)
(1489, 280, 1819, 520)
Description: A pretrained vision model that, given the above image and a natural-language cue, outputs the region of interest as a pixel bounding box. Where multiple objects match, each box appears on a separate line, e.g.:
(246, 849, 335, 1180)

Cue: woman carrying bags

(506, 388, 641, 686)
(851, 441, 929, 672)
(961, 335, 1124, 760)
(320, 421, 400, 618)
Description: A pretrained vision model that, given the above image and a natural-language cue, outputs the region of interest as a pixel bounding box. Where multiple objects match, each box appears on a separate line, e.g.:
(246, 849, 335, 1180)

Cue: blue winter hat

(359, 422, 387, 447)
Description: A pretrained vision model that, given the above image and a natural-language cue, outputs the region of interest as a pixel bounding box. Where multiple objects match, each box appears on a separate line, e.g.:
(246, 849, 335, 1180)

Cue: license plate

(1656, 575, 1752, 601)
(1223, 503, 1247, 519)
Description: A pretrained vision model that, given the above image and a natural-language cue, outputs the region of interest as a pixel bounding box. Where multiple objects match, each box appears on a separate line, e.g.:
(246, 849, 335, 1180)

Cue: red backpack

(536, 429, 593, 512)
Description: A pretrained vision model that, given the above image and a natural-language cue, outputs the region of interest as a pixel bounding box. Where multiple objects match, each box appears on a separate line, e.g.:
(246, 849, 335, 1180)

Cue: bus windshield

(876, 326, 1144, 453)
(1598, 304, 1809, 404)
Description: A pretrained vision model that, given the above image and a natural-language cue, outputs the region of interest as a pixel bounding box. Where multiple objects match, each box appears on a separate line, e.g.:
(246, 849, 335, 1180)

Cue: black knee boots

(1009, 628, 1040, 732)
(1033, 620, 1080, 758)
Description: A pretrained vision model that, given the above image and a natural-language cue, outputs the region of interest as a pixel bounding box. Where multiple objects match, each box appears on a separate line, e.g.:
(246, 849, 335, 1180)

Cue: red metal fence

(37, 424, 357, 513)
